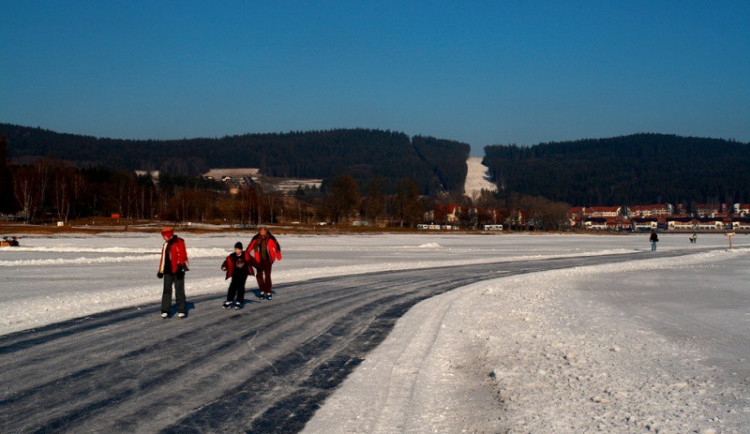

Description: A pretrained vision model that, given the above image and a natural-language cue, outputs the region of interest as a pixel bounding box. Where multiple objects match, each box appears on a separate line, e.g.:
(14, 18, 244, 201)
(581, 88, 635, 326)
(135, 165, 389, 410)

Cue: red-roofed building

(628, 204, 673, 218)
(667, 217, 699, 231)
(585, 206, 622, 218)
(631, 218, 659, 231)
(734, 204, 750, 217)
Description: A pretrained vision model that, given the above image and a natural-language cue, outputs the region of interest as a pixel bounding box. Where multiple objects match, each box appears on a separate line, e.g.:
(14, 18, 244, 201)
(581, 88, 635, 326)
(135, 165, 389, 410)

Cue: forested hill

(0, 124, 470, 194)
(483, 134, 750, 206)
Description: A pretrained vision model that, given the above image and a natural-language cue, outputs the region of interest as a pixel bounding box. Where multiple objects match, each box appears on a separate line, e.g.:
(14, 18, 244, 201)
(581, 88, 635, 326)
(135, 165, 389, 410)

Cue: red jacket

(158, 236, 189, 274)
(221, 251, 254, 279)
(245, 234, 282, 264)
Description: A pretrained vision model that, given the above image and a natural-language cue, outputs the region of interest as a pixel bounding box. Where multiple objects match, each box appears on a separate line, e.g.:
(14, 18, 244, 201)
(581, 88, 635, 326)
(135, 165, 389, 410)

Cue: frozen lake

(1, 232, 748, 432)
(2, 232, 746, 334)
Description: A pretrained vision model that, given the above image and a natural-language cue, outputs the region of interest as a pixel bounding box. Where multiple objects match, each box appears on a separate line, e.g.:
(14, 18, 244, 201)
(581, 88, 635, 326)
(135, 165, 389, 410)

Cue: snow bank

(305, 250, 750, 433)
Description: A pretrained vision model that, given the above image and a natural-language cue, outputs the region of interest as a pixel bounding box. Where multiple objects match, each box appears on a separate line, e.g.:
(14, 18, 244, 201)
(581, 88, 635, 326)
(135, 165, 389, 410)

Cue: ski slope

(464, 156, 497, 198)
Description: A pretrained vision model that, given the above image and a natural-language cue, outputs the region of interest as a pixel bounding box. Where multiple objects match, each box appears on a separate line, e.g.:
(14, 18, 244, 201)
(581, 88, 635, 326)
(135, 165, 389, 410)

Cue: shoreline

(3, 220, 737, 237)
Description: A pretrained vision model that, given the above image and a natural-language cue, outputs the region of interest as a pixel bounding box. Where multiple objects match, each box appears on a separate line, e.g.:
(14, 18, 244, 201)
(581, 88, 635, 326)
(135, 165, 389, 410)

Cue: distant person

(247, 227, 282, 300)
(221, 241, 252, 309)
(650, 229, 659, 251)
(1, 236, 19, 247)
(157, 227, 190, 318)
(690, 233, 697, 244)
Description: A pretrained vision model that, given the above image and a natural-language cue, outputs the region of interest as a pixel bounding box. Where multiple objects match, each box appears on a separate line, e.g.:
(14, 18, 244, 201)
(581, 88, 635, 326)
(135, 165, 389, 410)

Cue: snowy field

(2, 232, 749, 431)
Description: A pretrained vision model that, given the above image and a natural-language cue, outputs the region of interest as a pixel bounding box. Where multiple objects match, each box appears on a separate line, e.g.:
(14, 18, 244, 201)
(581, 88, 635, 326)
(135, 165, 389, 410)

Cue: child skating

(221, 242, 253, 309)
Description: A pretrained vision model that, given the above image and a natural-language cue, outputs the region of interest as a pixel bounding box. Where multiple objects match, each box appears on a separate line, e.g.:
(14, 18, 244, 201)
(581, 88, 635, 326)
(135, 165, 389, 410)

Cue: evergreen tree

(0, 135, 17, 213)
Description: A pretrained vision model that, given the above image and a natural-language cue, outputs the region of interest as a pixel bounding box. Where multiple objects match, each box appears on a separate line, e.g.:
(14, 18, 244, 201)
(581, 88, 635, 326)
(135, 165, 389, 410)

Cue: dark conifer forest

(483, 134, 750, 206)
(0, 124, 469, 195)
(5, 124, 750, 217)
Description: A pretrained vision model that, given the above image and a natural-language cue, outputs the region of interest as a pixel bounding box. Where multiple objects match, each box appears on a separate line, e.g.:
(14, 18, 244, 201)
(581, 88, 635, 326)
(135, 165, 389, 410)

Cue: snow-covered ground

(2, 232, 743, 335)
(305, 249, 750, 433)
(464, 157, 497, 198)
(2, 232, 749, 431)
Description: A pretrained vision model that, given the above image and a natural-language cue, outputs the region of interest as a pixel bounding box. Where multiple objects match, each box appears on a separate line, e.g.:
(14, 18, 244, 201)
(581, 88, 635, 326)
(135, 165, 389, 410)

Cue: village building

(731, 218, 750, 230)
(667, 217, 699, 231)
(694, 218, 726, 231)
(733, 203, 750, 217)
(628, 204, 673, 218)
(202, 168, 322, 196)
(694, 204, 723, 218)
(631, 218, 659, 231)
(585, 206, 622, 218)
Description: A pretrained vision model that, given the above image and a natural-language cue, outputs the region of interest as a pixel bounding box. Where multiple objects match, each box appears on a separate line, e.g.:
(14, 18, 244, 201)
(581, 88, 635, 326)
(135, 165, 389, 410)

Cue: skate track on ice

(0, 248, 719, 432)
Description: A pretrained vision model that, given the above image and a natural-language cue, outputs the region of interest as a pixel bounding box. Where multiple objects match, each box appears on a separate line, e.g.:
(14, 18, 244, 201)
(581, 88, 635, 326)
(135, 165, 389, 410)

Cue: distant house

(694, 204, 720, 218)
(734, 203, 750, 217)
(583, 218, 607, 230)
(667, 217, 699, 231)
(629, 204, 673, 218)
(569, 207, 585, 218)
(631, 218, 658, 231)
(732, 218, 750, 230)
(203, 168, 260, 180)
(444, 205, 460, 223)
(425, 204, 464, 226)
(695, 218, 725, 231)
(586, 206, 622, 218)
(583, 217, 625, 231)
(202, 168, 322, 196)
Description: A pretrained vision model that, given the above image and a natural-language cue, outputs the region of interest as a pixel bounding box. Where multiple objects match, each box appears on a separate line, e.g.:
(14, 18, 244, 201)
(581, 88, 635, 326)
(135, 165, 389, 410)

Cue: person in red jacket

(157, 227, 190, 318)
(246, 227, 281, 300)
(221, 241, 253, 309)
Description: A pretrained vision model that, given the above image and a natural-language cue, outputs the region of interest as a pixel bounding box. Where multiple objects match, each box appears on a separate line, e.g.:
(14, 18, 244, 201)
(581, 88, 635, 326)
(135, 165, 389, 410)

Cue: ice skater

(650, 229, 659, 251)
(221, 241, 252, 309)
(690, 232, 697, 244)
(246, 227, 282, 300)
(157, 227, 190, 318)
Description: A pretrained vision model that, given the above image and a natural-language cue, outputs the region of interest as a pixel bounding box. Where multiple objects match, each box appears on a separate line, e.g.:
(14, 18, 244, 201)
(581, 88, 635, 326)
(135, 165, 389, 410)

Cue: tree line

(483, 133, 750, 207)
(2, 152, 570, 231)
(3, 156, 293, 225)
(1, 124, 470, 196)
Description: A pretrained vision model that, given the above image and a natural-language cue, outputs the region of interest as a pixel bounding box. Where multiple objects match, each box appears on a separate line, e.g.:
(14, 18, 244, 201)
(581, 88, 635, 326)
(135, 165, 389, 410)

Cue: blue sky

(1, 1, 749, 156)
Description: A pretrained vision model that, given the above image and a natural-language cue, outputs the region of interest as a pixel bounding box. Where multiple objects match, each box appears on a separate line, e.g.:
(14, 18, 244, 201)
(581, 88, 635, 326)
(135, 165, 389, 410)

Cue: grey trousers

(162, 273, 187, 314)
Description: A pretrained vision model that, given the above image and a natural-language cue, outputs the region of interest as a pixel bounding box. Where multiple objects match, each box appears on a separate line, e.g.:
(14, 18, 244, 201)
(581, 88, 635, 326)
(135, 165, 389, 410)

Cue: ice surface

(0, 232, 746, 335)
(305, 248, 750, 433)
(1, 232, 749, 431)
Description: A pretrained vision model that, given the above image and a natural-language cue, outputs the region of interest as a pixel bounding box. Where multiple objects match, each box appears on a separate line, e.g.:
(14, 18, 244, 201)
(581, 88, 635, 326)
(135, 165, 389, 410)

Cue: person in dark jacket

(650, 229, 659, 251)
(157, 227, 189, 318)
(246, 227, 282, 300)
(221, 241, 253, 309)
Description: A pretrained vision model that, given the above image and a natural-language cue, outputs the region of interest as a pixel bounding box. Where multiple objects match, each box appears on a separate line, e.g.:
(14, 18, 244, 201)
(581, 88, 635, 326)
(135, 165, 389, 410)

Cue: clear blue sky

(2, 1, 749, 156)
